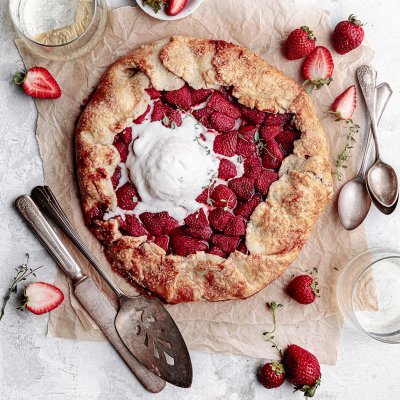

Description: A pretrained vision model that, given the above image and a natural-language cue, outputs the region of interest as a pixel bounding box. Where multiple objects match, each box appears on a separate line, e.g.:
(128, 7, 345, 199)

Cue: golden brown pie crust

(75, 36, 333, 303)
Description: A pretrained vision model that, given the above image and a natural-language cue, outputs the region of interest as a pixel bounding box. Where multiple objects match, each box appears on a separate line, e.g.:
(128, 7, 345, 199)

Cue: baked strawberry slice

(167, 109, 182, 127)
(196, 184, 214, 204)
(236, 138, 257, 158)
(184, 208, 208, 228)
(207, 91, 240, 119)
(139, 211, 179, 236)
(13, 67, 61, 99)
(255, 170, 279, 195)
(185, 225, 213, 240)
(331, 85, 356, 120)
(21, 282, 64, 315)
(133, 104, 151, 124)
(210, 111, 236, 132)
(165, 0, 188, 16)
(264, 113, 291, 126)
(151, 100, 169, 121)
(113, 138, 128, 162)
(111, 166, 121, 189)
(210, 184, 237, 209)
(218, 158, 237, 180)
(262, 140, 285, 169)
(260, 125, 281, 142)
(190, 88, 212, 105)
(192, 107, 214, 128)
(224, 215, 246, 236)
(211, 234, 240, 253)
(163, 84, 192, 110)
(275, 129, 299, 155)
(239, 104, 265, 125)
(213, 131, 238, 157)
(303, 46, 334, 93)
(234, 193, 261, 219)
(228, 176, 255, 201)
(120, 127, 132, 144)
(116, 183, 139, 210)
(208, 246, 227, 257)
(239, 124, 257, 138)
(243, 155, 262, 178)
(170, 235, 208, 256)
(153, 235, 170, 252)
(118, 214, 148, 237)
(85, 205, 103, 226)
(209, 208, 234, 231)
(146, 87, 162, 99)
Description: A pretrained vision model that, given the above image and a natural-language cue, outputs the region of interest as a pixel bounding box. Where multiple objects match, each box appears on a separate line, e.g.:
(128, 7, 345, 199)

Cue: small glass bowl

(337, 248, 400, 344)
(9, 0, 108, 61)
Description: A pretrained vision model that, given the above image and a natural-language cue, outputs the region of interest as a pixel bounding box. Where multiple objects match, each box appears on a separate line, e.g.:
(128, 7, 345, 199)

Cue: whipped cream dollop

(126, 114, 219, 222)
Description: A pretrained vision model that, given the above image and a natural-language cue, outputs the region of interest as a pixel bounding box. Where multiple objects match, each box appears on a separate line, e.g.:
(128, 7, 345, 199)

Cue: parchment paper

(16, 0, 374, 365)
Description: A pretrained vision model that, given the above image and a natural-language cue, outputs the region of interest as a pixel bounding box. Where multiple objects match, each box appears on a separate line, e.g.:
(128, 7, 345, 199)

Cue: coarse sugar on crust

(76, 36, 333, 303)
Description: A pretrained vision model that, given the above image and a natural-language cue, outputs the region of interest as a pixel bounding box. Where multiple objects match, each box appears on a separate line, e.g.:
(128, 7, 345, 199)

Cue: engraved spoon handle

(31, 186, 124, 298)
(15, 195, 84, 282)
(357, 65, 381, 160)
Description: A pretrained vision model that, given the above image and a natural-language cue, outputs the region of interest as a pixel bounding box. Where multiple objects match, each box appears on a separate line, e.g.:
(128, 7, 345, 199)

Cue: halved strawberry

(196, 184, 214, 204)
(210, 184, 237, 209)
(260, 125, 281, 142)
(331, 85, 356, 120)
(153, 235, 170, 251)
(116, 183, 139, 210)
(165, 0, 189, 16)
(243, 155, 262, 178)
(170, 235, 208, 256)
(210, 111, 235, 132)
(133, 105, 151, 124)
(303, 46, 334, 93)
(192, 107, 214, 128)
(218, 158, 237, 180)
(184, 208, 208, 228)
(264, 113, 291, 126)
(163, 85, 192, 110)
(146, 87, 161, 99)
(118, 214, 148, 237)
(213, 131, 238, 157)
(239, 105, 265, 125)
(275, 129, 299, 154)
(224, 215, 246, 236)
(140, 211, 179, 236)
(208, 246, 227, 257)
(228, 176, 255, 201)
(185, 225, 213, 240)
(191, 88, 212, 105)
(113, 138, 128, 162)
(207, 91, 241, 119)
(13, 67, 61, 99)
(21, 282, 64, 315)
(85, 205, 103, 226)
(111, 166, 121, 189)
(211, 234, 240, 253)
(234, 193, 261, 219)
(152, 100, 169, 121)
(236, 138, 257, 157)
(255, 170, 279, 195)
(120, 127, 132, 144)
(262, 140, 285, 169)
(239, 124, 258, 138)
(209, 208, 234, 231)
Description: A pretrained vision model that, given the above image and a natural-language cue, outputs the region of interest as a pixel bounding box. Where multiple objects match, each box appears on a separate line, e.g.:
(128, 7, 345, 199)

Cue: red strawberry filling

(105, 86, 300, 258)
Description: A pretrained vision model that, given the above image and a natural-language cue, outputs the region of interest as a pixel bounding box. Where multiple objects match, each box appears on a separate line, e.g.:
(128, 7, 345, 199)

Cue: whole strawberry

(287, 275, 319, 304)
(286, 26, 316, 60)
(284, 344, 321, 397)
(333, 14, 364, 55)
(259, 362, 285, 389)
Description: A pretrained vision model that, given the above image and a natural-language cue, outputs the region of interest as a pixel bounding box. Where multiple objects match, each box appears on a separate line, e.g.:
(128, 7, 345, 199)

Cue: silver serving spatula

(30, 186, 193, 388)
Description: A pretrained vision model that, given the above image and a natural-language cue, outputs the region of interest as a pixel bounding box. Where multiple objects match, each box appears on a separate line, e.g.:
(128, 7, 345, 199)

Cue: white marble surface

(1, 0, 400, 399)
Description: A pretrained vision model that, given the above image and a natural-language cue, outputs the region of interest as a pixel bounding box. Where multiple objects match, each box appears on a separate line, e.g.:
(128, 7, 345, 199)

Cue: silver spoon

(338, 82, 392, 230)
(31, 186, 193, 388)
(357, 65, 399, 208)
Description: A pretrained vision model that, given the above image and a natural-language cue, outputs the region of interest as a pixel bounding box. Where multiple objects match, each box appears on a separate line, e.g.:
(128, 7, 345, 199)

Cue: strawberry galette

(76, 36, 333, 303)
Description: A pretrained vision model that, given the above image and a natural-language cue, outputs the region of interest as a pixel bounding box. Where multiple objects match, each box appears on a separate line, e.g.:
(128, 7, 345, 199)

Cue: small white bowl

(136, 0, 204, 21)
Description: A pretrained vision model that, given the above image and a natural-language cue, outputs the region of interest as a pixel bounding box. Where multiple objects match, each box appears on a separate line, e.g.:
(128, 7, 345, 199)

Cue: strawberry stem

(13, 70, 27, 85)
(300, 26, 316, 41)
(348, 14, 364, 26)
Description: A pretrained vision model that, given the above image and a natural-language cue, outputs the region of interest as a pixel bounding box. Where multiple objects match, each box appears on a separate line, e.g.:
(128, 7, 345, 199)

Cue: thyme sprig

(262, 301, 284, 357)
(0, 254, 43, 321)
(333, 119, 360, 181)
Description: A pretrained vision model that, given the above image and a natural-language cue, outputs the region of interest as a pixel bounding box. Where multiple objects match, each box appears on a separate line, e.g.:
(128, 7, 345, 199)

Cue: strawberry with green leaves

(285, 26, 316, 60)
(259, 362, 285, 389)
(333, 14, 365, 55)
(331, 85, 357, 120)
(287, 275, 319, 305)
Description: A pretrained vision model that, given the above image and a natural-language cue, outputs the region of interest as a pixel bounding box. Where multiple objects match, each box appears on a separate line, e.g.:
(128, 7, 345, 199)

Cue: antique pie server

(16, 191, 192, 389)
